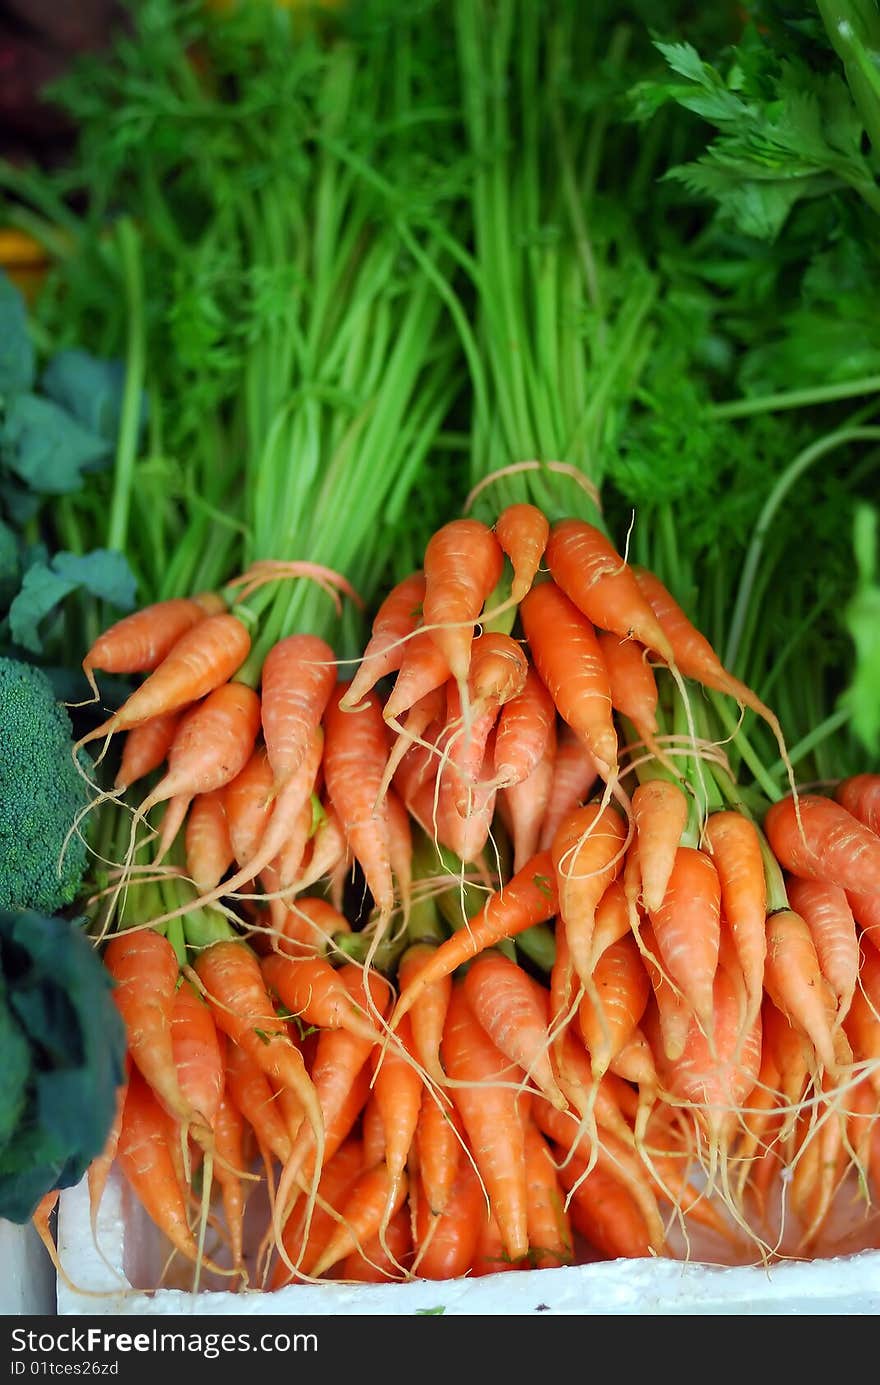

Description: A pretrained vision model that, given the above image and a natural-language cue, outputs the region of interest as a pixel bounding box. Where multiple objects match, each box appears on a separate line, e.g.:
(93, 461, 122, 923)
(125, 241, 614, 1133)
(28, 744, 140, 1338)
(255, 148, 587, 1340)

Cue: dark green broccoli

(0, 656, 91, 914)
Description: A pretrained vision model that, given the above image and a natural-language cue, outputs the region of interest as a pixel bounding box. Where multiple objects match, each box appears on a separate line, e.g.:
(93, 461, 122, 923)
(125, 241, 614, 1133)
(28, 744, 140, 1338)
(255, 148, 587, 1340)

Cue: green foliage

(0, 657, 91, 915)
(841, 504, 880, 754)
(0, 908, 126, 1223)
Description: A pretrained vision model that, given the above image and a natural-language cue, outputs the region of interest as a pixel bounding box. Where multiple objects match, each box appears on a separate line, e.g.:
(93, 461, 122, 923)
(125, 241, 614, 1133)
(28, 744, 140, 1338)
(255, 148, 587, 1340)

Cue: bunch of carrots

(41, 498, 880, 1293)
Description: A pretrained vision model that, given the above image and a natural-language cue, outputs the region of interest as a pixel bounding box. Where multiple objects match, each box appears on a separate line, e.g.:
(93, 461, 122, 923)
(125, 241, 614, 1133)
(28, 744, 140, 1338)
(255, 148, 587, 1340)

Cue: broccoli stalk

(0, 656, 91, 914)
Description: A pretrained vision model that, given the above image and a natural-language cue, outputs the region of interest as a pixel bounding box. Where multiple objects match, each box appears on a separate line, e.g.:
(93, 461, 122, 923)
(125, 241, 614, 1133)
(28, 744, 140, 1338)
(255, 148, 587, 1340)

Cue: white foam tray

(55, 1172, 880, 1316)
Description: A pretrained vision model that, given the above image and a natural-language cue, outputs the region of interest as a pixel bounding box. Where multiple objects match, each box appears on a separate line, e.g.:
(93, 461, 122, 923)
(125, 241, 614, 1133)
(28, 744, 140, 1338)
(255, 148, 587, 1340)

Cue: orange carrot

(142, 681, 263, 859)
(842, 942, 880, 1100)
(223, 745, 275, 874)
(519, 580, 618, 780)
(339, 1207, 413, 1282)
(596, 631, 665, 763)
(390, 849, 558, 1030)
(500, 718, 557, 873)
(260, 952, 379, 1045)
(170, 980, 225, 1135)
(340, 570, 427, 712)
(523, 1120, 574, 1269)
(382, 630, 452, 725)
(415, 1089, 462, 1219)
(422, 517, 504, 685)
(82, 596, 214, 696)
(463, 950, 567, 1110)
(469, 1207, 522, 1276)
(307, 1162, 410, 1280)
(270, 1137, 364, 1287)
(260, 633, 337, 787)
(413, 1154, 483, 1280)
(275, 896, 351, 959)
(646, 845, 721, 1040)
(638, 926, 692, 1065)
(538, 724, 599, 852)
(633, 566, 787, 757)
(114, 710, 182, 792)
(763, 908, 843, 1075)
(632, 779, 690, 915)
(104, 930, 209, 1138)
(441, 982, 530, 1262)
(785, 876, 860, 1026)
(323, 684, 395, 923)
(493, 665, 557, 790)
(703, 810, 767, 1040)
(766, 792, 880, 896)
(370, 1013, 423, 1226)
(79, 612, 251, 748)
(212, 1089, 248, 1272)
(397, 941, 453, 1089)
(577, 931, 650, 1083)
(185, 789, 234, 893)
(494, 502, 550, 602)
(192, 940, 323, 1171)
(116, 1068, 225, 1275)
(551, 801, 629, 987)
(87, 1073, 128, 1242)
(834, 773, 880, 836)
(546, 519, 675, 663)
(224, 1039, 292, 1166)
(555, 1144, 653, 1261)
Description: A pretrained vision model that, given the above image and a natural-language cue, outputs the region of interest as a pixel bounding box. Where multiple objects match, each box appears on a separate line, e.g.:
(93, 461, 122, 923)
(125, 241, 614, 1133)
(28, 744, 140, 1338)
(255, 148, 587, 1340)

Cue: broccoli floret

(0, 657, 90, 914)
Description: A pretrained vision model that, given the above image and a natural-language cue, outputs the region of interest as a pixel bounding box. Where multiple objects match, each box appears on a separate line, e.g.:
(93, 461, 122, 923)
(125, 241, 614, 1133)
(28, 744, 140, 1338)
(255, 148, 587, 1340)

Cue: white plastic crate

(54, 1171, 880, 1316)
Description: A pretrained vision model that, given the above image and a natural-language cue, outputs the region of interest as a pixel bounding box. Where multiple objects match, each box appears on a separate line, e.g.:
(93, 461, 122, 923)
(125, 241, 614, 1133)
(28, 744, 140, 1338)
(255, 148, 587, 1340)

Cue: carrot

(82, 596, 215, 698)
(260, 952, 380, 1045)
(294, 803, 349, 899)
(633, 566, 789, 765)
(340, 570, 427, 712)
(224, 1039, 292, 1166)
(116, 1068, 226, 1277)
(469, 1208, 522, 1276)
(141, 681, 263, 860)
(577, 931, 650, 1083)
(519, 580, 618, 780)
(78, 612, 251, 748)
(538, 725, 599, 852)
(834, 773, 880, 836)
(389, 849, 558, 1030)
(397, 941, 453, 1089)
(421, 517, 504, 686)
(763, 908, 844, 1076)
(412, 1155, 483, 1280)
(322, 684, 395, 924)
(370, 1014, 423, 1222)
(104, 929, 210, 1139)
(493, 665, 557, 790)
(441, 982, 531, 1262)
(632, 779, 690, 916)
(433, 738, 498, 865)
(765, 792, 880, 897)
(223, 745, 275, 875)
(377, 686, 446, 809)
(382, 629, 452, 725)
(646, 845, 721, 1040)
(842, 942, 880, 1100)
(114, 710, 182, 792)
(192, 940, 324, 1192)
(312, 1162, 411, 1280)
(270, 1137, 364, 1287)
(361, 1093, 387, 1168)
(848, 887, 880, 954)
(494, 502, 550, 602)
(273, 965, 391, 1233)
(638, 926, 692, 1065)
(212, 1090, 248, 1273)
(185, 789, 234, 893)
(170, 980, 225, 1135)
(275, 896, 351, 959)
(463, 950, 567, 1110)
(259, 633, 337, 787)
(523, 1120, 574, 1269)
(500, 718, 557, 873)
(339, 1207, 413, 1282)
(87, 1073, 129, 1243)
(546, 519, 675, 663)
(703, 810, 767, 1042)
(415, 1088, 462, 1219)
(595, 631, 667, 766)
(554, 1144, 653, 1261)
(551, 801, 629, 988)
(785, 876, 860, 1026)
